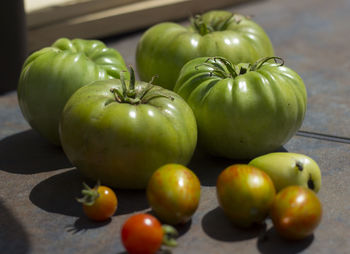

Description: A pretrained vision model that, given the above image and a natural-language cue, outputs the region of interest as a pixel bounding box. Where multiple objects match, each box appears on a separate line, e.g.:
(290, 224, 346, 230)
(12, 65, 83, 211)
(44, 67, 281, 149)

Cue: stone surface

(1, 0, 350, 253)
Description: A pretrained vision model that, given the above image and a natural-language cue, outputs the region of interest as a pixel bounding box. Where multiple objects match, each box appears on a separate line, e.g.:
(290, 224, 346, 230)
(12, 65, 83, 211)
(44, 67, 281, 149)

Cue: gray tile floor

(1, 0, 350, 253)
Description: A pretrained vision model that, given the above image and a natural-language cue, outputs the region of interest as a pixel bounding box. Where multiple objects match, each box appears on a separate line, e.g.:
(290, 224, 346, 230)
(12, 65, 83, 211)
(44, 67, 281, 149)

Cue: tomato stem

(110, 67, 174, 105)
(250, 56, 284, 71)
(77, 181, 100, 206)
(191, 15, 214, 36)
(191, 13, 239, 35)
(196, 56, 285, 79)
(162, 225, 178, 247)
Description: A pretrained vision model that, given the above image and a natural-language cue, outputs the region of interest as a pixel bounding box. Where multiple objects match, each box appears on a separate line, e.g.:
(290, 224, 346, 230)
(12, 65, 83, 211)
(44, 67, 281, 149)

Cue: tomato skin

(269, 186, 322, 240)
(18, 38, 128, 145)
(146, 164, 201, 225)
(136, 10, 274, 90)
(249, 152, 322, 193)
(59, 79, 197, 189)
(82, 186, 118, 221)
(174, 56, 307, 159)
(216, 164, 276, 228)
(121, 214, 163, 254)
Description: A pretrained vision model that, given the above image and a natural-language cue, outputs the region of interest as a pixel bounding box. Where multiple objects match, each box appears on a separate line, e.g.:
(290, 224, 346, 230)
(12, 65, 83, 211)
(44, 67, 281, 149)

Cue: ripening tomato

(146, 164, 201, 225)
(121, 214, 177, 254)
(216, 164, 276, 227)
(77, 182, 118, 221)
(269, 186, 322, 240)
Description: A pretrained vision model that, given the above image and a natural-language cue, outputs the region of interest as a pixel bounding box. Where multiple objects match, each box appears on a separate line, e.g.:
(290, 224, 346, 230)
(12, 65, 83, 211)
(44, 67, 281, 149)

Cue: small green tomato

(146, 164, 201, 225)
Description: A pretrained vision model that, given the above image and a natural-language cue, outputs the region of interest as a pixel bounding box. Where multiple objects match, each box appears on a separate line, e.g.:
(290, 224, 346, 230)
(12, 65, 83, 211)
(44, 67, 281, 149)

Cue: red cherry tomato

(77, 182, 118, 221)
(269, 186, 322, 240)
(121, 214, 177, 254)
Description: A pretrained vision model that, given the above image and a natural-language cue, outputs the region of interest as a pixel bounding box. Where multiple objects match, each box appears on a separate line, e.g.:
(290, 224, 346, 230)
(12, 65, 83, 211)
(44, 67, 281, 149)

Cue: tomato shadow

(0, 129, 71, 174)
(0, 200, 31, 254)
(187, 149, 241, 187)
(29, 168, 149, 218)
(65, 216, 112, 234)
(201, 207, 266, 242)
(188, 146, 288, 187)
(257, 226, 314, 254)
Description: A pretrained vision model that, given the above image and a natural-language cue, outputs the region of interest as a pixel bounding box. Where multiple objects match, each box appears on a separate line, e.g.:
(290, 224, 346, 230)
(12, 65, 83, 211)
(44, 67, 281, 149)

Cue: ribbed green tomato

(18, 38, 128, 145)
(174, 56, 307, 159)
(59, 71, 197, 189)
(136, 10, 274, 90)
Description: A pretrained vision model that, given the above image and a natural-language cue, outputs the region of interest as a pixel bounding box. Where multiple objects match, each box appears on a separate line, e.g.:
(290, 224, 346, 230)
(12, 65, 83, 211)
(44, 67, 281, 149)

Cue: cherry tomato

(216, 164, 276, 227)
(269, 186, 322, 240)
(121, 213, 177, 254)
(146, 164, 201, 225)
(77, 182, 118, 221)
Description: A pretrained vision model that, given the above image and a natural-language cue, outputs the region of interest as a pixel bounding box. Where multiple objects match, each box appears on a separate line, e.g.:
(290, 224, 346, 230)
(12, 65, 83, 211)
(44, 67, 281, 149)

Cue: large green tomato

(174, 56, 307, 159)
(18, 38, 128, 145)
(136, 10, 274, 90)
(59, 71, 197, 189)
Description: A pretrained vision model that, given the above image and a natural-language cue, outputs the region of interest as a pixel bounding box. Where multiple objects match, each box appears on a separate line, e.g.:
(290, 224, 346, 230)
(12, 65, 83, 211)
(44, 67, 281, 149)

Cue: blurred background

(1, 0, 248, 94)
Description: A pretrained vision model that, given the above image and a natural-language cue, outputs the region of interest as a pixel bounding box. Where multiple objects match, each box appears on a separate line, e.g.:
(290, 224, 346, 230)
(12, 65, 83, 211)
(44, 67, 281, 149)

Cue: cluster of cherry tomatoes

(77, 163, 322, 253)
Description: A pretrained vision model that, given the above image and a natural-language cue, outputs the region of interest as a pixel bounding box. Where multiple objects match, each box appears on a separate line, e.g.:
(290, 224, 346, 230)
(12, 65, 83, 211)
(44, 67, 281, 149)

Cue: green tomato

(136, 10, 274, 90)
(146, 164, 201, 225)
(249, 152, 322, 193)
(59, 70, 197, 189)
(18, 38, 128, 145)
(216, 164, 276, 228)
(270, 186, 322, 240)
(174, 56, 307, 159)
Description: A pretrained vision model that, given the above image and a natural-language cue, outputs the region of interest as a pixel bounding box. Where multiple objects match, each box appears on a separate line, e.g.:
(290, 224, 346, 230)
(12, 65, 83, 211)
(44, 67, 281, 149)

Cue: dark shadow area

(0, 200, 31, 253)
(174, 219, 192, 238)
(30, 168, 149, 218)
(202, 207, 266, 242)
(0, 129, 71, 174)
(187, 149, 244, 187)
(65, 216, 111, 234)
(257, 227, 314, 254)
(115, 188, 149, 215)
(188, 146, 287, 187)
(29, 168, 84, 217)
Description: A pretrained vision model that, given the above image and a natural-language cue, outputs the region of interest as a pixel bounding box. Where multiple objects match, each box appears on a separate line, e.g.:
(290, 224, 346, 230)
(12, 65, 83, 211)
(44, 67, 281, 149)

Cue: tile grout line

(296, 130, 350, 144)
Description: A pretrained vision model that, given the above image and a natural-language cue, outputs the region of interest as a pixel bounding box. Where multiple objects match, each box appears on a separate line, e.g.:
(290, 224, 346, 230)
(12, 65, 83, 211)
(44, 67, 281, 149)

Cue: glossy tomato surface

(269, 186, 322, 240)
(174, 56, 307, 159)
(82, 185, 118, 221)
(59, 78, 197, 189)
(147, 164, 201, 225)
(136, 10, 274, 90)
(249, 152, 322, 192)
(216, 164, 276, 227)
(121, 214, 163, 254)
(18, 38, 128, 145)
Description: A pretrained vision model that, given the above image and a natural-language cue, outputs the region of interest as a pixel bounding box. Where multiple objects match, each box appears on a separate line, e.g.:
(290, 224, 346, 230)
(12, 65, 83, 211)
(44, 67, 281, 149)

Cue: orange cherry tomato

(77, 182, 118, 221)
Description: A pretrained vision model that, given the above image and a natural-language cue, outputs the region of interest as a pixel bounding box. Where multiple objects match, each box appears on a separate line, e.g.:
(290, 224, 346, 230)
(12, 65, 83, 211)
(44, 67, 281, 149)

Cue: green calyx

(110, 67, 174, 105)
(191, 13, 242, 36)
(76, 181, 100, 206)
(196, 56, 284, 79)
(162, 225, 178, 247)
